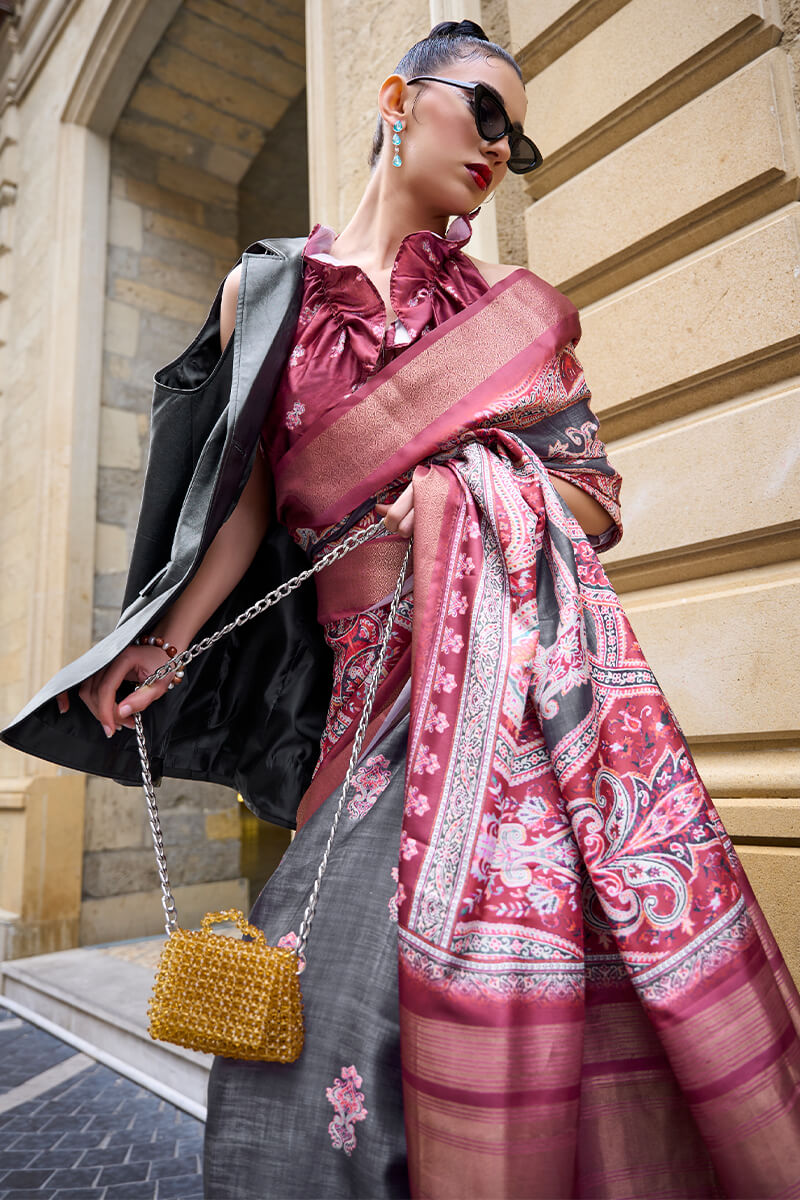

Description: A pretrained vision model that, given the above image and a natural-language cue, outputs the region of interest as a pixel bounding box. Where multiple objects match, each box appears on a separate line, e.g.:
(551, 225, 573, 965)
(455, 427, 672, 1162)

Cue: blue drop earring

(392, 120, 403, 167)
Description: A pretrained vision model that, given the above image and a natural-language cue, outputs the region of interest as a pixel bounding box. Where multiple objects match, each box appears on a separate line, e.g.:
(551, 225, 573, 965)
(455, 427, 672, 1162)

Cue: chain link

(132, 518, 410, 937)
(135, 519, 391, 692)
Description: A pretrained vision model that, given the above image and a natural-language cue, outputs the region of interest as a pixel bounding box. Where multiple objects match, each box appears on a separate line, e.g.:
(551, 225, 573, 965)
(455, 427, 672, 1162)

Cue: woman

(4, 18, 800, 1200)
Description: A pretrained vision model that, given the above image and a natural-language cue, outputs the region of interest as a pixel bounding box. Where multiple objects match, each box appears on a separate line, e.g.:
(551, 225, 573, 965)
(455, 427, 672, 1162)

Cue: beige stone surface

(113, 277, 208, 326)
(716, 797, 800, 839)
(526, 51, 800, 303)
(98, 405, 141, 471)
(508, 0, 630, 77)
(736, 846, 800, 982)
(622, 563, 799, 739)
(525, 0, 781, 196)
(184, 0, 305, 65)
(127, 78, 265, 158)
(603, 382, 800, 566)
(143, 209, 237, 258)
(692, 746, 800, 799)
(0, 776, 85, 957)
(108, 195, 143, 252)
(165, 6, 304, 97)
(578, 208, 800, 435)
(103, 298, 140, 357)
(205, 808, 241, 841)
(84, 775, 150, 853)
(79, 877, 249, 945)
(147, 43, 288, 131)
(94, 522, 128, 575)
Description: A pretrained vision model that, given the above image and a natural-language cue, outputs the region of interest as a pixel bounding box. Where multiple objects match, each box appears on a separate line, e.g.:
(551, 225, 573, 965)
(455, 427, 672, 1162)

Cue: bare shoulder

(220, 263, 242, 349)
(464, 255, 526, 288)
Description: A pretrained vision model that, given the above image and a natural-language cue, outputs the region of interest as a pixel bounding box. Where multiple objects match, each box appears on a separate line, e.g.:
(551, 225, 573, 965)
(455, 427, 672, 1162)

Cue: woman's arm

(62, 263, 274, 734)
(546, 475, 614, 537)
(379, 474, 614, 541)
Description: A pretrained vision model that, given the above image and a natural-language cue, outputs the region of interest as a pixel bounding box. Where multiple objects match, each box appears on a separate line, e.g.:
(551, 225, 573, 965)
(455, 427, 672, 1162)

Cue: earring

(392, 120, 403, 167)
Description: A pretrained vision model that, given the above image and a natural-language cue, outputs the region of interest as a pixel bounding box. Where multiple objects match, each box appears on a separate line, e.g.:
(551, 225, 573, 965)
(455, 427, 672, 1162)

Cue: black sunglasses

(405, 75, 543, 174)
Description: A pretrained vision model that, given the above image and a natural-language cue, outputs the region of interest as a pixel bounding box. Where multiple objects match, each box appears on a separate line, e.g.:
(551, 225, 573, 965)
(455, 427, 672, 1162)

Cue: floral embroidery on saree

(325, 1065, 368, 1156)
(346, 754, 392, 820)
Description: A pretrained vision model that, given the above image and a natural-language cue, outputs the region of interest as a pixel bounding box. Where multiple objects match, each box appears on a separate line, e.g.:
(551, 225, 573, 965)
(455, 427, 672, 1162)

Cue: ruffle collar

(301, 211, 480, 342)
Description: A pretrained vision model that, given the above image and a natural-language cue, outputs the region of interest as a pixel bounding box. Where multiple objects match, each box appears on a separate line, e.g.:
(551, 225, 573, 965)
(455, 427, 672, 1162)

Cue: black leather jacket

(1, 237, 333, 829)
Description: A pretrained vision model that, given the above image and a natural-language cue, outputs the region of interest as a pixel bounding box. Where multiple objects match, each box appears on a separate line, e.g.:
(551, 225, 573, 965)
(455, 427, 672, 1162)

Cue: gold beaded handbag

(134, 521, 411, 1064)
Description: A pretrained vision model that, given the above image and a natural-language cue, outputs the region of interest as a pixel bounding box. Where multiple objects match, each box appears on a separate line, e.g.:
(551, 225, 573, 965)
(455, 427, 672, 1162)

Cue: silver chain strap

(296, 537, 411, 958)
(133, 519, 411, 943)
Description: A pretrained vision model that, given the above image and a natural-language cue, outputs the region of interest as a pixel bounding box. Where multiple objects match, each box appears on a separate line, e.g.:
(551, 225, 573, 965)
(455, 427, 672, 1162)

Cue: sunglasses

(405, 75, 543, 174)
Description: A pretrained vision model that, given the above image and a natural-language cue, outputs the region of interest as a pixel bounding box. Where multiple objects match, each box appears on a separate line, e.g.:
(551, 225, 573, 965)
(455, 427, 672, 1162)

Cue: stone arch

(45, 0, 309, 945)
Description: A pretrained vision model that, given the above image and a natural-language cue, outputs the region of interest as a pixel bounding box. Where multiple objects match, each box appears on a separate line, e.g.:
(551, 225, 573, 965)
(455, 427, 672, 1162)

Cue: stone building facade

(0, 0, 798, 976)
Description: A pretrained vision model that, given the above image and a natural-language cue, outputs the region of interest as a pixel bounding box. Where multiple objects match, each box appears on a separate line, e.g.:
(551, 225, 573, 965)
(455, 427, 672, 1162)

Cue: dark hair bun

(428, 19, 489, 42)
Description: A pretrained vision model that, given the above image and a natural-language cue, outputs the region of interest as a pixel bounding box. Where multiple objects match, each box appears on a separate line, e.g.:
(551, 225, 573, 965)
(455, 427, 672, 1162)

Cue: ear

(378, 73, 409, 129)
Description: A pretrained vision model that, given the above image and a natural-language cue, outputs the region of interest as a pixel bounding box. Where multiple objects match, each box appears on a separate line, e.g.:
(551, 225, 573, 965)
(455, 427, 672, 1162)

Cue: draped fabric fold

(272, 270, 800, 1198)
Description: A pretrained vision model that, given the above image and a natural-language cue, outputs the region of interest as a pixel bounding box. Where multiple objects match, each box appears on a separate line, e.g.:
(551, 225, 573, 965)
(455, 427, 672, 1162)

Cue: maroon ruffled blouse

(261, 213, 490, 468)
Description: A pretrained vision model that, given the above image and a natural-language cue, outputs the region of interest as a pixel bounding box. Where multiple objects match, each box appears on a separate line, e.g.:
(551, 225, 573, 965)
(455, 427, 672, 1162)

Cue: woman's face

(393, 56, 528, 215)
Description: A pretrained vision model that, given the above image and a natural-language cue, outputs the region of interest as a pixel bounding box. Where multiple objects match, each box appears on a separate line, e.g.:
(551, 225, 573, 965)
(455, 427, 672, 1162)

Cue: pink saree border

(275, 269, 579, 528)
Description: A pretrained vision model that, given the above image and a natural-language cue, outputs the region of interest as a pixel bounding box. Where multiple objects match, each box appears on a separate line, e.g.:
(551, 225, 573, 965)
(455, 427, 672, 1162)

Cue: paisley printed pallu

(273, 269, 800, 1199)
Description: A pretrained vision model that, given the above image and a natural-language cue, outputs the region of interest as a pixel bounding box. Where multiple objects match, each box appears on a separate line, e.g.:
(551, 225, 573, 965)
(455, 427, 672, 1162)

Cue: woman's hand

(56, 644, 180, 738)
(375, 480, 414, 537)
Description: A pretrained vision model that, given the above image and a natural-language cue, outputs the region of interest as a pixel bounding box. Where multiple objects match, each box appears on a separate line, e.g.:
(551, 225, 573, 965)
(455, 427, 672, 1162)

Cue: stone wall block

(113, 277, 208, 326)
(96, 467, 145, 528)
(82, 848, 158, 899)
(103, 298, 139, 358)
(603, 383, 800, 568)
(94, 522, 129, 575)
(123, 176, 204, 226)
(183, 0, 305, 65)
(110, 139, 159, 185)
(204, 142, 253, 184)
(736, 846, 800, 982)
(79, 877, 249, 945)
(128, 78, 264, 158)
(115, 115, 213, 172)
(525, 0, 781, 197)
(93, 571, 127, 611)
(168, 839, 241, 888)
(143, 210, 237, 260)
(108, 196, 143, 253)
(159, 809, 208, 846)
(141, 229, 216, 277)
(509, 0, 632, 79)
(579, 207, 800, 437)
(527, 51, 800, 303)
(621, 564, 799, 739)
(154, 157, 239, 208)
(165, 7, 304, 97)
(84, 776, 150, 853)
(716, 795, 800, 837)
(98, 405, 141, 471)
(147, 42, 287, 127)
(205, 808, 241, 840)
(106, 245, 141, 284)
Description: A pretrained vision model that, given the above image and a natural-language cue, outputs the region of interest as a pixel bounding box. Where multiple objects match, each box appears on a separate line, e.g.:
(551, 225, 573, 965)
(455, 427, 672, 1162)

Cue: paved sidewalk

(0, 1007, 204, 1199)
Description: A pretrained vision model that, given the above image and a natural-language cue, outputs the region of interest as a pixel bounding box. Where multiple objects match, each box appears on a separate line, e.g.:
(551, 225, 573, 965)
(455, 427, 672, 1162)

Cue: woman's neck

(330, 166, 451, 272)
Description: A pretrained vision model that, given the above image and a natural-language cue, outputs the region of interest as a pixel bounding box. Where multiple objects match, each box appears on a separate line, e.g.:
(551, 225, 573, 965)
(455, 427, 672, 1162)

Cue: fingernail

(103, 724, 114, 738)
(119, 704, 131, 718)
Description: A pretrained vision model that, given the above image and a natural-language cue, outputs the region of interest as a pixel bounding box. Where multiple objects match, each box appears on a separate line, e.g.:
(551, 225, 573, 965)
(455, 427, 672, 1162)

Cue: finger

(96, 653, 145, 735)
(378, 488, 414, 533)
(56, 691, 69, 715)
(117, 678, 170, 723)
(78, 669, 108, 730)
(397, 506, 414, 539)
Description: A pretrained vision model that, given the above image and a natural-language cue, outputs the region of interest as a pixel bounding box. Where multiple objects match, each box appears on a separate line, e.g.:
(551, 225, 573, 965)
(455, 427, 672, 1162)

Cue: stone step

(0, 937, 211, 1119)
